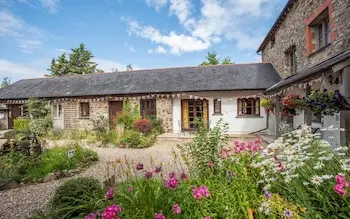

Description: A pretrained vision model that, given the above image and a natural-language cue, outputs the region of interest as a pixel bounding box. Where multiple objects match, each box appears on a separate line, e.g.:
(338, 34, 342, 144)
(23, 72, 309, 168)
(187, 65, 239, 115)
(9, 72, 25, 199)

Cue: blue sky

(0, 0, 287, 82)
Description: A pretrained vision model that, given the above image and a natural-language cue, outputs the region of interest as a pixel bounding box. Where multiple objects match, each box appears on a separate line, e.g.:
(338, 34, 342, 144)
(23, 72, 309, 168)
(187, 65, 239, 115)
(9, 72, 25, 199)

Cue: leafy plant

(27, 98, 50, 119)
(50, 177, 105, 218)
(148, 115, 164, 134)
(13, 117, 30, 132)
(305, 89, 349, 116)
(177, 119, 229, 177)
(91, 115, 109, 133)
(116, 100, 140, 130)
(134, 118, 152, 134)
(261, 99, 275, 114)
(120, 130, 142, 147)
(29, 117, 52, 136)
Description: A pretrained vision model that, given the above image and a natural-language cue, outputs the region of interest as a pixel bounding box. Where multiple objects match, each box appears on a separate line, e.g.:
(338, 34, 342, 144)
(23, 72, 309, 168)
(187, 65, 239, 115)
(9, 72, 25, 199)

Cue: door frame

(108, 101, 124, 126)
(7, 104, 23, 129)
(181, 99, 208, 131)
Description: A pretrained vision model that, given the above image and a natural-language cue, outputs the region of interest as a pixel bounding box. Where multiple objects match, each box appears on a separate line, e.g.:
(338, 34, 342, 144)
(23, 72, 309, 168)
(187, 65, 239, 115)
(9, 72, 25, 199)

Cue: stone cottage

(259, 0, 350, 146)
(0, 64, 281, 134)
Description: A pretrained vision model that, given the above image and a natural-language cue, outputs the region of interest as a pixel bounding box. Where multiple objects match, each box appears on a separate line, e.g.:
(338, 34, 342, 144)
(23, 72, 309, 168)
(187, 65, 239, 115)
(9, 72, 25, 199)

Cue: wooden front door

(181, 99, 208, 131)
(8, 104, 22, 129)
(109, 101, 123, 125)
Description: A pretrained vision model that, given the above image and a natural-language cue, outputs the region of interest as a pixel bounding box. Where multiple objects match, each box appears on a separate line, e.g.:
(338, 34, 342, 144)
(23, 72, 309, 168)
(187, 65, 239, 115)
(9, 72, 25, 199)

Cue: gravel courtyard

(0, 140, 185, 219)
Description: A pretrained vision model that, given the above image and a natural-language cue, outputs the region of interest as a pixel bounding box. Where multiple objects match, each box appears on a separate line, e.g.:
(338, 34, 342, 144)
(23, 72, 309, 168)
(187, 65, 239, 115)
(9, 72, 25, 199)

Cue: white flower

(303, 182, 310, 186)
(337, 153, 346, 156)
(264, 208, 271, 216)
(261, 201, 270, 208)
(258, 206, 263, 212)
(321, 175, 333, 180)
(311, 175, 323, 185)
(341, 163, 350, 172)
(313, 161, 325, 170)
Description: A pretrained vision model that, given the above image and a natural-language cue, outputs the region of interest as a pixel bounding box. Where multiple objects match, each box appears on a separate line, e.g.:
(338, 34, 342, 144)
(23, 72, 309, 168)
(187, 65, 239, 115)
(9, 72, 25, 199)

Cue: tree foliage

(48, 43, 98, 76)
(126, 64, 133, 71)
(1, 77, 10, 88)
(200, 51, 233, 66)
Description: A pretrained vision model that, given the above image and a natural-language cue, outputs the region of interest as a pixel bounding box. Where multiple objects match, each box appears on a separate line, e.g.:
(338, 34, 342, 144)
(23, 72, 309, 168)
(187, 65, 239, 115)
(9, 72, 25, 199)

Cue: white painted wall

(172, 91, 268, 134)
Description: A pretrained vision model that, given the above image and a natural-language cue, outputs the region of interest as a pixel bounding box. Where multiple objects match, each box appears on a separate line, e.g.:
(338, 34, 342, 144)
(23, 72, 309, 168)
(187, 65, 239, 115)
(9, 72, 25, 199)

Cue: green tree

(126, 64, 133, 71)
(200, 51, 233, 66)
(1, 77, 10, 88)
(69, 43, 97, 75)
(48, 43, 98, 76)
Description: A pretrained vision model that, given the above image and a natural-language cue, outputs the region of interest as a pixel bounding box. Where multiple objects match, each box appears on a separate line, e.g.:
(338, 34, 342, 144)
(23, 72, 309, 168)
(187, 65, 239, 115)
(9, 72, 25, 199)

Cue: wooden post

(304, 84, 312, 126)
(340, 66, 350, 146)
(275, 95, 281, 138)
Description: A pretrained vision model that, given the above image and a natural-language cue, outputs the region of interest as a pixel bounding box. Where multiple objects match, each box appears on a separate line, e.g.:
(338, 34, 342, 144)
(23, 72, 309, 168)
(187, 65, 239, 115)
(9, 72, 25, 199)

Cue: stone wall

(156, 98, 173, 132)
(262, 0, 350, 78)
(63, 101, 108, 129)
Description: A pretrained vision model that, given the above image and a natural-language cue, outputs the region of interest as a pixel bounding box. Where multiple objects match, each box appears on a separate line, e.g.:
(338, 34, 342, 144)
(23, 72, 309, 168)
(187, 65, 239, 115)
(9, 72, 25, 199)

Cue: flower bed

(42, 121, 350, 219)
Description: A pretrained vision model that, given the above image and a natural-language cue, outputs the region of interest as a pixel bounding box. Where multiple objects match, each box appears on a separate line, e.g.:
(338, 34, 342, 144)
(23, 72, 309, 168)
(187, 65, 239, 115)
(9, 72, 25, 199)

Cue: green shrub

(116, 100, 140, 130)
(50, 177, 105, 218)
(134, 118, 152, 134)
(148, 115, 164, 134)
(120, 129, 142, 147)
(0, 145, 98, 184)
(13, 117, 30, 132)
(29, 117, 52, 136)
(91, 115, 109, 133)
(27, 98, 50, 119)
(177, 119, 229, 177)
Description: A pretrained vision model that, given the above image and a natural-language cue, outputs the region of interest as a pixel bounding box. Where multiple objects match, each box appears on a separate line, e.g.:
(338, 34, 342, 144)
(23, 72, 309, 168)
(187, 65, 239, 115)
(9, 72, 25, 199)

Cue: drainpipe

(248, 112, 269, 135)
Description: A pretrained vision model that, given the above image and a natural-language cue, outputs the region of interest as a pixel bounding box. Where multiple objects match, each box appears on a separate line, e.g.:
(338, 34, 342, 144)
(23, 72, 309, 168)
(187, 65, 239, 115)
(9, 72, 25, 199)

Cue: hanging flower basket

(304, 89, 349, 116)
(280, 94, 304, 117)
(261, 99, 275, 115)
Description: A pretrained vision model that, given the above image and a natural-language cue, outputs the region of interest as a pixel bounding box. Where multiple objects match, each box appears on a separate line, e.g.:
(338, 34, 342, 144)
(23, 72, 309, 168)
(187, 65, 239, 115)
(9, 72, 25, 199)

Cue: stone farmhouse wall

(262, 0, 350, 78)
(60, 98, 173, 132)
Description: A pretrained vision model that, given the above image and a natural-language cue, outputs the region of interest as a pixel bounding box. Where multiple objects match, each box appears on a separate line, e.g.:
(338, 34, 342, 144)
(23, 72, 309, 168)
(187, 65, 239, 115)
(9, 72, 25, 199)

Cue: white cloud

(169, 0, 191, 24)
(94, 58, 141, 72)
(145, 0, 168, 11)
(0, 10, 46, 53)
(0, 59, 44, 80)
(54, 48, 69, 54)
(134, 0, 281, 54)
(147, 49, 153, 54)
(154, 46, 167, 54)
(127, 20, 210, 55)
(39, 0, 60, 14)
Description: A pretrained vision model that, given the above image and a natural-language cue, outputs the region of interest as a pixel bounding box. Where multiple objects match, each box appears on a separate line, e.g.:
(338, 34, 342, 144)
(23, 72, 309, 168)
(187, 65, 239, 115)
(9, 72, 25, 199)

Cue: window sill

(308, 43, 331, 57)
(236, 115, 263, 118)
(78, 116, 90, 119)
(212, 113, 223, 116)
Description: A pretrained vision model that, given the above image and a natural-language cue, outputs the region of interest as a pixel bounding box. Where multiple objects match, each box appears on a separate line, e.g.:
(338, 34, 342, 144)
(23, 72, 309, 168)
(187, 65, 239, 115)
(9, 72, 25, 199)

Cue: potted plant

(261, 99, 275, 115)
(304, 89, 349, 116)
(280, 94, 304, 117)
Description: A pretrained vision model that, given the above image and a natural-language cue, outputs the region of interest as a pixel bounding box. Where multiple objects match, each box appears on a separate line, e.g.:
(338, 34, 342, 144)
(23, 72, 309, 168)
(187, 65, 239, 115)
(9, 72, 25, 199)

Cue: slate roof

(0, 63, 281, 100)
(265, 48, 350, 93)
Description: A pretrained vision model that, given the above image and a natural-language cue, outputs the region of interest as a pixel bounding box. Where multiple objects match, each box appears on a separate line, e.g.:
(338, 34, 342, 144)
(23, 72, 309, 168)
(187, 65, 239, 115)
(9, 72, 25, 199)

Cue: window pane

(80, 103, 89, 117)
(214, 99, 221, 114)
(255, 99, 260, 115)
(58, 105, 62, 118)
(53, 104, 58, 118)
(326, 21, 331, 44)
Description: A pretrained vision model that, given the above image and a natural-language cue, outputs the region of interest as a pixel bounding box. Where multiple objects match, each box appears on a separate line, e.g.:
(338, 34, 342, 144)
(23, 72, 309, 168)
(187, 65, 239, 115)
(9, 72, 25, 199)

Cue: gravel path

(0, 140, 184, 219)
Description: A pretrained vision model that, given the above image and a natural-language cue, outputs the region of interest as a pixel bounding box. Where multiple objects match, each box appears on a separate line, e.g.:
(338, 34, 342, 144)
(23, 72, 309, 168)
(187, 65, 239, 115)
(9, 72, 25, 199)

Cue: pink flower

(334, 184, 347, 197)
(105, 188, 114, 200)
(128, 186, 134, 192)
(180, 172, 188, 180)
(154, 166, 162, 173)
(207, 161, 213, 168)
(155, 213, 166, 219)
(164, 177, 179, 189)
(136, 162, 144, 170)
(172, 203, 181, 214)
(203, 216, 211, 219)
(169, 172, 176, 178)
(192, 185, 210, 200)
(145, 171, 153, 179)
(102, 204, 121, 219)
(336, 175, 346, 184)
(86, 212, 98, 219)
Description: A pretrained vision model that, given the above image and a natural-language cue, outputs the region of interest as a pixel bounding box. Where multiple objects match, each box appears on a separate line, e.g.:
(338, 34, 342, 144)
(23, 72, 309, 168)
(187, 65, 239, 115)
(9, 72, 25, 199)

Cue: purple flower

(154, 166, 162, 173)
(145, 171, 153, 179)
(105, 188, 114, 200)
(136, 162, 144, 170)
(128, 186, 134, 192)
(283, 209, 293, 218)
(263, 189, 272, 199)
(169, 172, 176, 178)
(102, 204, 121, 219)
(86, 212, 98, 219)
(164, 177, 179, 189)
